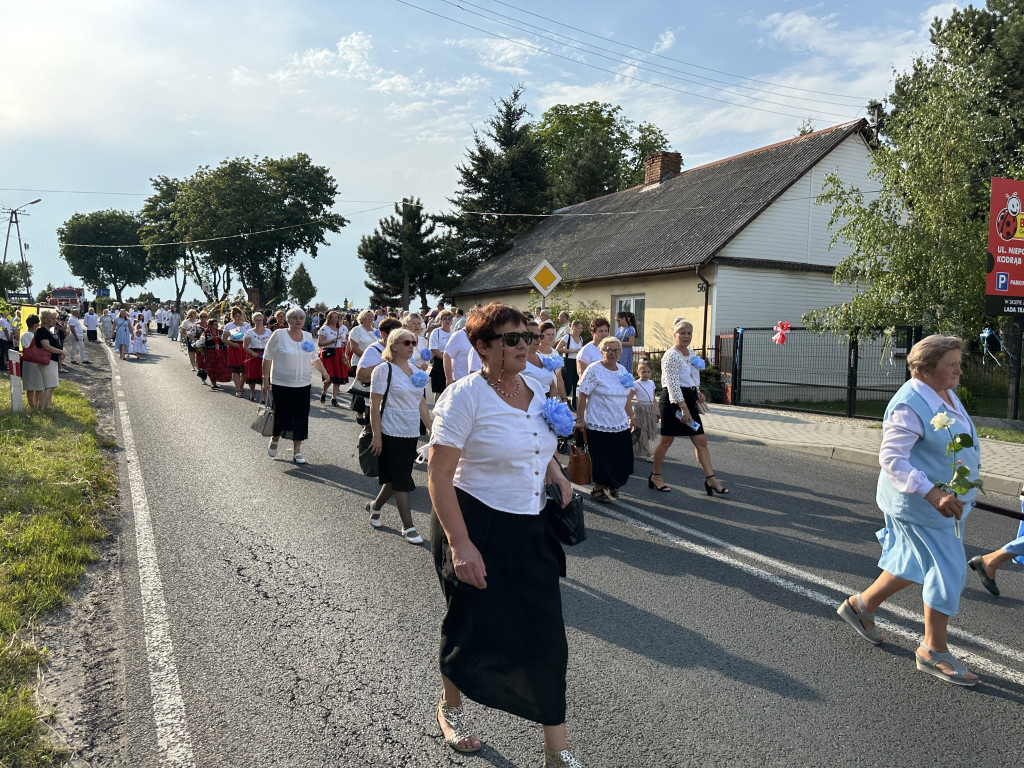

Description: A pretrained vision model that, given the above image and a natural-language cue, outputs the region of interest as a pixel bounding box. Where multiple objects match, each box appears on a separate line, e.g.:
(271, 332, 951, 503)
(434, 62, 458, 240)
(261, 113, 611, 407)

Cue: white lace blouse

(578, 362, 631, 432)
(661, 346, 701, 403)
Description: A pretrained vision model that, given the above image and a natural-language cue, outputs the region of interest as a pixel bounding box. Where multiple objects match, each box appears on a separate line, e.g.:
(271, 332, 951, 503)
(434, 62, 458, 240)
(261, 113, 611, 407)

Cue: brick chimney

(644, 151, 682, 185)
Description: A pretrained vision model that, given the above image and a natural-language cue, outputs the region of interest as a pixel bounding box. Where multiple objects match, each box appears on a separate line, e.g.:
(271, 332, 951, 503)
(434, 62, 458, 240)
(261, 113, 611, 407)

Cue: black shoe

(704, 474, 729, 496)
(648, 473, 671, 492)
(968, 556, 1000, 596)
(82, 361, 92, 365)
(320, 392, 327, 403)
(331, 398, 339, 407)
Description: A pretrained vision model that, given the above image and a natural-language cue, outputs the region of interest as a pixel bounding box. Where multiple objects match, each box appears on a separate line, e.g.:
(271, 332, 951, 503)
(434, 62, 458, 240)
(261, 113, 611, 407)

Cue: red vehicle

(47, 286, 84, 310)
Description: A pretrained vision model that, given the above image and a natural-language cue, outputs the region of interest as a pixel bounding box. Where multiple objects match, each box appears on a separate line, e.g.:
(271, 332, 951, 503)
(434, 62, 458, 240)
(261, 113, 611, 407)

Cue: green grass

(860, 422, 1024, 446)
(0, 379, 115, 766)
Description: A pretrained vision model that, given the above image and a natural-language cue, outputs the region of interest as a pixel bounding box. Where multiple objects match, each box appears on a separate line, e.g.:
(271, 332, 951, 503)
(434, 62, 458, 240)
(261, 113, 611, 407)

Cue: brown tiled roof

(455, 119, 869, 296)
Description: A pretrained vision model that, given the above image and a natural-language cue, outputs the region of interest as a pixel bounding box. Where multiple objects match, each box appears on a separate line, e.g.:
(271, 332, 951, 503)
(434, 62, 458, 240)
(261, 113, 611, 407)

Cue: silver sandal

(836, 594, 882, 644)
(437, 698, 481, 753)
(915, 643, 977, 687)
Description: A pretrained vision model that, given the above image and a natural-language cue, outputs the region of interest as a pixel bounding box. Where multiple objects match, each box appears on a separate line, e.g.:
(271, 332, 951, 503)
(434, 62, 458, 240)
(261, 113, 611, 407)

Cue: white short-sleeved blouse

(263, 329, 318, 387)
(578, 361, 630, 432)
(523, 358, 555, 393)
(429, 327, 452, 352)
(349, 325, 377, 368)
(577, 342, 602, 368)
(444, 329, 480, 379)
(318, 325, 346, 348)
(432, 373, 556, 515)
(370, 362, 425, 438)
(245, 327, 272, 349)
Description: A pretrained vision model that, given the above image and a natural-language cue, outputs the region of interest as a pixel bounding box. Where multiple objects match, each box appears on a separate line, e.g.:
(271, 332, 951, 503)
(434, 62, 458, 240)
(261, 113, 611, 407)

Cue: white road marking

(109, 348, 196, 766)
(586, 493, 1024, 686)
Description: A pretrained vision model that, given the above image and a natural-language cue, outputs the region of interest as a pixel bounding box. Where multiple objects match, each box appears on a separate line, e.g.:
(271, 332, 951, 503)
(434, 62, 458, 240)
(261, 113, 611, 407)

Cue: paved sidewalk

(703, 404, 1023, 497)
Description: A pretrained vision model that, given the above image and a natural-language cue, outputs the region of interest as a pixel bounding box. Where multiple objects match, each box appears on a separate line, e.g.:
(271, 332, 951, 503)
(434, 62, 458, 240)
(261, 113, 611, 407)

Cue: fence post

(1007, 318, 1022, 421)
(846, 332, 859, 418)
(733, 327, 744, 405)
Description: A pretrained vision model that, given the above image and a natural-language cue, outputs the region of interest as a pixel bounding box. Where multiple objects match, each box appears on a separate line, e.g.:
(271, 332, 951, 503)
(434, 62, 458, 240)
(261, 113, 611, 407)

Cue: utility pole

(401, 198, 411, 312)
(2, 198, 41, 299)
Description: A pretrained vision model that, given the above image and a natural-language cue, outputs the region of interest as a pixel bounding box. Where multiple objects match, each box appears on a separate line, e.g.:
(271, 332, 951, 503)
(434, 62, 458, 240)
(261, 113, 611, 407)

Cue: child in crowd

(630, 360, 659, 461)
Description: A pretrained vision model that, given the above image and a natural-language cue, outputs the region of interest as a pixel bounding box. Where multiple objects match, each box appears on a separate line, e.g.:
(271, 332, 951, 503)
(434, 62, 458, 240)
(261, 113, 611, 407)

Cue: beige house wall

(454, 269, 712, 354)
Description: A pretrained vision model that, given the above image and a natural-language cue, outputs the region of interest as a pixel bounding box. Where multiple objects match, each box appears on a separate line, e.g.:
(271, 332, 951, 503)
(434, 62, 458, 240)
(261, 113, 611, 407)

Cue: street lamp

(2, 198, 41, 299)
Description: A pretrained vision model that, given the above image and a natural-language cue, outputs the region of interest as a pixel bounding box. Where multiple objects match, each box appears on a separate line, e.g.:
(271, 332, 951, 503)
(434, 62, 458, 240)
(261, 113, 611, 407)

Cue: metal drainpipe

(696, 262, 711, 357)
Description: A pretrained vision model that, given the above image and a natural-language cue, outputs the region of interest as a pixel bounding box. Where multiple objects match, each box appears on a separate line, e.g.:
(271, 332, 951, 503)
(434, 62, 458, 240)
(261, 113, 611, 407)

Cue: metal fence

(716, 326, 1024, 419)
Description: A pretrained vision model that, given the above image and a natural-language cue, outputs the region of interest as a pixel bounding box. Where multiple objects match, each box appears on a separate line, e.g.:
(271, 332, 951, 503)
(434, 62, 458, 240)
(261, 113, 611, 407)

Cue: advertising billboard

(986, 176, 1024, 315)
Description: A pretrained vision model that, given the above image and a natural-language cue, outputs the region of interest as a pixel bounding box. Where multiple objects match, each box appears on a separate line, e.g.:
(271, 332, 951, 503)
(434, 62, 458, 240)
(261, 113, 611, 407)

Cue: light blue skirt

(876, 513, 967, 616)
(1008, 521, 1024, 566)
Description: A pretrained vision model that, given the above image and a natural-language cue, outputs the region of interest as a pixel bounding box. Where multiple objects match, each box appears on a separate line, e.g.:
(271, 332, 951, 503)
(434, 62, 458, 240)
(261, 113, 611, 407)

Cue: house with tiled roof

(453, 119, 874, 357)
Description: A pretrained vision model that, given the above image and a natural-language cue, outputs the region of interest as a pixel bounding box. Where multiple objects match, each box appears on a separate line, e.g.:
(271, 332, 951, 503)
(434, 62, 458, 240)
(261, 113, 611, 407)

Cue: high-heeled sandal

(437, 698, 481, 753)
(648, 473, 671, 492)
(704, 474, 729, 495)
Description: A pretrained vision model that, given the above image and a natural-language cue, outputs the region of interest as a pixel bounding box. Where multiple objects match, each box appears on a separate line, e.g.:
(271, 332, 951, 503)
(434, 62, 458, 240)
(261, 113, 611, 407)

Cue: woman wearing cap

(650, 317, 727, 495)
(575, 337, 635, 503)
(365, 328, 432, 544)
(428, 302, 581, 768)
(262, 308, 329, 465)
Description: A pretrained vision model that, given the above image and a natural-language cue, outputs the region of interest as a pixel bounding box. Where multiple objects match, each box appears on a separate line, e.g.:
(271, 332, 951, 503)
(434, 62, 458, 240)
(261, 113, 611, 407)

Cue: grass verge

(0, 378, 115, 766)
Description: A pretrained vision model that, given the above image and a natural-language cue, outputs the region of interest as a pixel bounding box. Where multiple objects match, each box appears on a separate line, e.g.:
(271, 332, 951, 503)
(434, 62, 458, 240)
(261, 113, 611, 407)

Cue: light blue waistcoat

(876, 380, 980, 530)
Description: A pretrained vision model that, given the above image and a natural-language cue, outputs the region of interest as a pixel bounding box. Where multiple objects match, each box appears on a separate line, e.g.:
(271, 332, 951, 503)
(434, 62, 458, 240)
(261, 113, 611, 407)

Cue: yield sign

(528, 259, 562, 296)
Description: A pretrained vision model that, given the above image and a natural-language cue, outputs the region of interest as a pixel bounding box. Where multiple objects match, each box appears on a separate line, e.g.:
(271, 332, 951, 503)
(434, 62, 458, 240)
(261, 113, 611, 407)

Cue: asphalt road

(107, 334, 1024, 768)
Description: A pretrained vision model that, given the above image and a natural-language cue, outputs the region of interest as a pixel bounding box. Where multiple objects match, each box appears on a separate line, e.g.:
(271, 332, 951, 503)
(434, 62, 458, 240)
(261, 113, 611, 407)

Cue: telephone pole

(2, 198, 41, 299)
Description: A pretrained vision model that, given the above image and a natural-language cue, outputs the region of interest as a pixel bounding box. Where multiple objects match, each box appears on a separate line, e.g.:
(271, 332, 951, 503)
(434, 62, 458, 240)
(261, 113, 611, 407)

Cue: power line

(443, 0, 863, 111)
(482, 0, 870, 101)
(394, 0, 856, 123)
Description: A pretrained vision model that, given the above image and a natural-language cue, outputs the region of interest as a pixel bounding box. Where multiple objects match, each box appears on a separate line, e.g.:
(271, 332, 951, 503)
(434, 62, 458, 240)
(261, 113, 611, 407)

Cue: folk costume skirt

(201, 348, 230, 383)
(226, 344, 247, 373)
(378, 434, 418, 491)
(244, 351, 264, 385)
(320, 349, 349, 384)
(659, 388, 704, 437)
(431, 489, 568, 726)
(271, 384, 311, 441)
(585, 427, 633, 489)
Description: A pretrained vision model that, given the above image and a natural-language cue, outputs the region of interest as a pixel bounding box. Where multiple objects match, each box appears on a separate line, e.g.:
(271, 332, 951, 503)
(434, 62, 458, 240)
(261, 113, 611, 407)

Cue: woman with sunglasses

(575, 337, 635, 503)
(428, 303, 581, 768)
(365, 329, 432, 544)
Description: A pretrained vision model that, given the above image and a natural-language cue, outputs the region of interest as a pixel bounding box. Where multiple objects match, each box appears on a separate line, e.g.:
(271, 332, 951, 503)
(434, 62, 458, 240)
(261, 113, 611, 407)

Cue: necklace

(489, 375, 521, 398)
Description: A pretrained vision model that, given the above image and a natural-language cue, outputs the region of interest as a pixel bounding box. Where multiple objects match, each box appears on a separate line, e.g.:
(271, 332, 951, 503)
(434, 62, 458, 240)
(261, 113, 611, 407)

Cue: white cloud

(652, 30, 676, 55)
(453, 37, 542, 75)
(230, 66, 260, 87)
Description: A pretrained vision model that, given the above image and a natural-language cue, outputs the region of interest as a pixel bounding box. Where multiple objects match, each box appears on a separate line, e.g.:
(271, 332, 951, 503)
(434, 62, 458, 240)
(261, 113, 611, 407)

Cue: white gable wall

(712, 265, 857, 336)
(717, 132, 875, 267)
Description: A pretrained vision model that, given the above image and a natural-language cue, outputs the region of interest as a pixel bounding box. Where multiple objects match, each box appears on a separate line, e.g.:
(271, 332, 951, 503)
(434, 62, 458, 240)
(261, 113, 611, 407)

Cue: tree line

(358, 87, 672, 307)
(58, 153, 346, 308)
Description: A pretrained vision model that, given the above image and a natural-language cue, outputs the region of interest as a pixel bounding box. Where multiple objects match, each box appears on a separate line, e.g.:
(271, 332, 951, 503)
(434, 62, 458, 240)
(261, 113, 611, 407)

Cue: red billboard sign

(987, 177, 1024, 315)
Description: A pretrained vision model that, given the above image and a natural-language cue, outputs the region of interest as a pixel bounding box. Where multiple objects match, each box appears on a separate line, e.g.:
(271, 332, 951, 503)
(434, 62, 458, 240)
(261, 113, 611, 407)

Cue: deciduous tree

(58, 209, 149, 302)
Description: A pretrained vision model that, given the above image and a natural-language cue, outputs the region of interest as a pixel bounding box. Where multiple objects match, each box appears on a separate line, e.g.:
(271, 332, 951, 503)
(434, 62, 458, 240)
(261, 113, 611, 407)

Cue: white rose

(930, 412, 954, 431)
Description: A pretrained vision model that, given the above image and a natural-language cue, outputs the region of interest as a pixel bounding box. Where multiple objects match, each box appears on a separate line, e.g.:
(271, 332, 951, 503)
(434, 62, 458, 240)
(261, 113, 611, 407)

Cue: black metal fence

(717, 326, 1024, 419)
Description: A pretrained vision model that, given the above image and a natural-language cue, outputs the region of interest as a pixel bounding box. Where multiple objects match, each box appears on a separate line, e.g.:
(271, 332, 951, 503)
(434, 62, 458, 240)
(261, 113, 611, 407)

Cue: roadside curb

(713, 429, 1020, 497)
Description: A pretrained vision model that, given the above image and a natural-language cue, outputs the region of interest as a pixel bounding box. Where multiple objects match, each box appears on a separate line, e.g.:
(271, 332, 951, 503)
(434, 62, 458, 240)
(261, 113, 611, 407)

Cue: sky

(0, 0, 960, 308)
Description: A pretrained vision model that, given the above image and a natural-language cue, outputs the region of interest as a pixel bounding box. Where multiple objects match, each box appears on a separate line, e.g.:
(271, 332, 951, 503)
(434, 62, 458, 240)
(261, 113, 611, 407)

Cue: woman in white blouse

(575, 337, 635, 503)
(427, 303, 580, 768)
(555, 319, 584, 407)
(261, 308, 329, 465)
(366, 329, 432, 544)
(523, 320, 558, 397)
(242, 312, 273, 401)
(402, 313, 431, 371)
(317, 310, 349, 407)
(575, 317, 609, 380)
(348, 310, 379, 423)
(651, 317, 728, 494)
(537, 322, 567, 400)
(428, 309, 454, 398)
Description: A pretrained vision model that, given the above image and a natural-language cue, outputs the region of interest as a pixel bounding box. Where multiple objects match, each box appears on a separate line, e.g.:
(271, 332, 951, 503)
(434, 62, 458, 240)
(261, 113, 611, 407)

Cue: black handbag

(357, 364, 392, 477)
(544, 478, 586, 546)
(322, 347, 336, 358)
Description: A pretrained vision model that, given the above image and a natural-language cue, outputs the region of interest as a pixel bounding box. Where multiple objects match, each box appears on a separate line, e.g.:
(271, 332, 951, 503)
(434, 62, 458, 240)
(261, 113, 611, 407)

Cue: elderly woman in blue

(838, 335, 980, 686)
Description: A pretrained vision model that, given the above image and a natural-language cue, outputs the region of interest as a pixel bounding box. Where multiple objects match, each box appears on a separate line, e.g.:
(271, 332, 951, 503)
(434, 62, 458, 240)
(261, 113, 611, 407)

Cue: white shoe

(402, 526, 423, 545)
(366, 503, 382, 528)
(293, 453, 307, 465)
(268, 440, 278, 458)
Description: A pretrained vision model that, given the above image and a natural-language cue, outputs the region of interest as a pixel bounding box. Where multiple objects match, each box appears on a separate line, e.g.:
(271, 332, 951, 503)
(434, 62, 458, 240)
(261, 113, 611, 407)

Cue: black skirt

(585, 428, 634, 489)
(659, 388, 704, 437)
(271, 384, 311, 441)
(429, 357, 447, 394)
(431, 489, 568, 726)
(379, 434, 418, 491)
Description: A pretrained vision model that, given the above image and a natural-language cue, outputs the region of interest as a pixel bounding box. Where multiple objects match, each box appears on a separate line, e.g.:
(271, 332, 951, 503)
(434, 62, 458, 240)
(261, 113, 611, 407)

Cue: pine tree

(441, 87, 549, 271)
(288, 262, 317, 307)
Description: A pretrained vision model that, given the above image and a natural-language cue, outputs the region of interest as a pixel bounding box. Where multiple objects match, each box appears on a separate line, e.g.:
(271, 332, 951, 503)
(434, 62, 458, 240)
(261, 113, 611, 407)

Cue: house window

(614, 295, 645, 347)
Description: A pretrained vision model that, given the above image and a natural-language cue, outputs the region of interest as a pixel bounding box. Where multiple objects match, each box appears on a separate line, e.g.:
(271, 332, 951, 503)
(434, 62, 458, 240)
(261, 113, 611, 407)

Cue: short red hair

(466, 302, 529, 349)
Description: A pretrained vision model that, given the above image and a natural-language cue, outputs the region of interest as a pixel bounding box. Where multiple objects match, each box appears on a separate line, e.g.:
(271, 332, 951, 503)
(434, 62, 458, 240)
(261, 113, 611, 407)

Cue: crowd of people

(5, 292, 1020, 764)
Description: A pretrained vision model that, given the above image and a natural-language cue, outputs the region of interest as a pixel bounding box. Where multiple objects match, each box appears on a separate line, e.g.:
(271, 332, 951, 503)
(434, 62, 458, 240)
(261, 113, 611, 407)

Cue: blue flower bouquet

(541, 355, 564, 371)
(302, 340, 316, 353)
(411, 370, 429, 388)
(543, 398, 575, 437)
(619, 372, 635, 388)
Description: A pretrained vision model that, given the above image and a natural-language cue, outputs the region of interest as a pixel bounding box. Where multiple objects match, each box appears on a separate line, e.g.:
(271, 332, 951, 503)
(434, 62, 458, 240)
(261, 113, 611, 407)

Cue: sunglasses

(486, 331, 535, 346)
(396, 339, 417, 347)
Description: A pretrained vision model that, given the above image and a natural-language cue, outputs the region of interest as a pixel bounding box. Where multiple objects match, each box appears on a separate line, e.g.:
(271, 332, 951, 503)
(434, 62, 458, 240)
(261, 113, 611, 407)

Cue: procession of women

(104, 298, 1021, 766)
